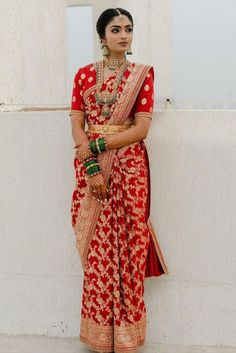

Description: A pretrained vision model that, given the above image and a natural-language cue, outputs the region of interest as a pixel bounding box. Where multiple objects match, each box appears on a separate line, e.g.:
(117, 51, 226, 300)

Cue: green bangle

(87, 162, 100, 171)
(83, 156, 101, 176)
(98, 137, 107, 152)
(89, 137, 108, 154)
(89, 140, 97, 155)
(84, 159, 96, 168)
(87, 164, 101, 176)
(87, 166, 100, 175)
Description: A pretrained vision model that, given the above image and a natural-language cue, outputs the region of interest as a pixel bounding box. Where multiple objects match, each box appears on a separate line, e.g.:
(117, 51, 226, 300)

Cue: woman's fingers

(89, 174, 109, 202)
(97, 188, 103, 200)
(101, 184, 108, 201)
(91, 185, 103, 200)
(91, 185, 108, 202)
(97, 183, 107, 201)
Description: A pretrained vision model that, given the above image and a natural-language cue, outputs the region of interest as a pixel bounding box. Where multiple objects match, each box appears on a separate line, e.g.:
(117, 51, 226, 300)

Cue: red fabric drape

(143, 142, 165, 277)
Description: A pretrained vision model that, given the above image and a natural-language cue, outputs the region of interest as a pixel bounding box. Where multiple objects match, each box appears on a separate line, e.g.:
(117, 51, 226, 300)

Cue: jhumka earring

(102, 45, 110, 58)
(126, 46, 133, 55)
(101, 40, 109, 58)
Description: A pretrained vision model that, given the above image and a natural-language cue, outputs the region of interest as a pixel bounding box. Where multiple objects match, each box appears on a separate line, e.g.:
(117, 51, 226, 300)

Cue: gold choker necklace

(104, 56, 127, 71)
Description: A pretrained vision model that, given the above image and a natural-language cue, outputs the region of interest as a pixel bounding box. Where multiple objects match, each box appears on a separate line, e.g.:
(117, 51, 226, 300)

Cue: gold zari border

(69, 109, 85, 118)
(88, 123, 134, 135)
(80, 315, 146, 353)
(134, 112, 152, 120)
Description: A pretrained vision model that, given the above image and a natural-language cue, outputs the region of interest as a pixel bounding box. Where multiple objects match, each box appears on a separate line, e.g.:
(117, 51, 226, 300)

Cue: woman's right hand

(88, 173, 109, 202)
(75, 143, 92, 162)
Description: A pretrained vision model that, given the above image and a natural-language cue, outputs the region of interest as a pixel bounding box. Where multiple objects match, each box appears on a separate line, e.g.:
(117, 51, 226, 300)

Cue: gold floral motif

(141, 98, 147, 105)
(91, 110, 98, 117)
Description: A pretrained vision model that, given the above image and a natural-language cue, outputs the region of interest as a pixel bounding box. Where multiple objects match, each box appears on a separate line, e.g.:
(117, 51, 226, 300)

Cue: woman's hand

(75, 143, 92, 162)
(88, 173, 109, 202)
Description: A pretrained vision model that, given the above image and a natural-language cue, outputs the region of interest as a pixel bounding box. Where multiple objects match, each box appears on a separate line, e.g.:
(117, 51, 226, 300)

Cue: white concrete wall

(117, 0, 173, 108)
(0, 0, 68, 110)
(0, 111, 235, 347)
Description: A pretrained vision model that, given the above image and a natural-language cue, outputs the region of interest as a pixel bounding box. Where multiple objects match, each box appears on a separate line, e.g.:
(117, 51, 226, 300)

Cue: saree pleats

(72, 142, 151, 352)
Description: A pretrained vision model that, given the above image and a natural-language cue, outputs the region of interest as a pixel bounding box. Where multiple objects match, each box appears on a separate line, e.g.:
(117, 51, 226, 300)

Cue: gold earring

(126, 46, 133, 55)
(101, 40, 109, 58)
(102, 45, 109, 58)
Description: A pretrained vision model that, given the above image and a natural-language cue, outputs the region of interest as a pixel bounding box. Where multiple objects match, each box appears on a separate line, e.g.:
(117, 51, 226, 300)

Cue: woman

(70, 8, 168, 353)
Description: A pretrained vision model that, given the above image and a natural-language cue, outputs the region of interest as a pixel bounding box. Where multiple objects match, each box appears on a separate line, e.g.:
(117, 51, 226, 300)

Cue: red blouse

(70, 62, 154, 124)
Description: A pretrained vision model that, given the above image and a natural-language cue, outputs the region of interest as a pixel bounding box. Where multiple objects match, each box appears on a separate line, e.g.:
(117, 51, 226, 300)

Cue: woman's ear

(100, 38, 106, 48)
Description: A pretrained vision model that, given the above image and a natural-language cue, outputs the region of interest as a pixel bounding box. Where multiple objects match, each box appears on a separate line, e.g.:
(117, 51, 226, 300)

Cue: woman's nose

(120, 31, 128, 39)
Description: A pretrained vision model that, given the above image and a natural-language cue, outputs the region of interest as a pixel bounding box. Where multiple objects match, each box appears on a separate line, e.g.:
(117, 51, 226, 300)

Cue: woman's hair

(96, 8, 134, 39)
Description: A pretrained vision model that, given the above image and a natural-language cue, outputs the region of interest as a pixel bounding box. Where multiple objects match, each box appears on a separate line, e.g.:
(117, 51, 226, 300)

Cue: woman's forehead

(107, 15, 132, 28)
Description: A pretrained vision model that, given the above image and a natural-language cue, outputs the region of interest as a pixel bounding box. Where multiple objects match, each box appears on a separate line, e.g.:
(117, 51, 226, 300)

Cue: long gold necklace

(95, 59, 129, 117)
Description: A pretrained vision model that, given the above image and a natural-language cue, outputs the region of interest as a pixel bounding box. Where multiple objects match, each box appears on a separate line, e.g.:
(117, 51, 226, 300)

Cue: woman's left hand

(88, 172, 109, 202)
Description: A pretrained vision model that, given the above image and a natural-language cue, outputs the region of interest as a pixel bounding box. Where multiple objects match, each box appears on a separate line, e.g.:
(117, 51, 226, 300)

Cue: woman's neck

(108, 52, 126, 60)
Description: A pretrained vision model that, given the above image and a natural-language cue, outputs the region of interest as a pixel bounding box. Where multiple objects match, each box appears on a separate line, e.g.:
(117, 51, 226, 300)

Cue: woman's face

(103, 15, 133, 55)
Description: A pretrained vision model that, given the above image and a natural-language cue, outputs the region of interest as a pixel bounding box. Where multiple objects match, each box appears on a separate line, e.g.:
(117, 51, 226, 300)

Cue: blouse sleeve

(70, 68, 85, 117)
(134, 66, 154, 120)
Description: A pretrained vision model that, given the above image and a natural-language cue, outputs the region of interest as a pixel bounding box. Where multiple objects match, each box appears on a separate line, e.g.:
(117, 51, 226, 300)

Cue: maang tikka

(115, 8, 133, 55)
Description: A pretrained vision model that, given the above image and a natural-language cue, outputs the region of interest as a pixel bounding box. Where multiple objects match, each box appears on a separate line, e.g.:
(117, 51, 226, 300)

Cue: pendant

(101, 104, 111, 117)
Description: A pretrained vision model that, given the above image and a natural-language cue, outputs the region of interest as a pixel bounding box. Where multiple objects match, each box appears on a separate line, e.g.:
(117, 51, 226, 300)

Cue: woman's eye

(111, 28, 133, 33)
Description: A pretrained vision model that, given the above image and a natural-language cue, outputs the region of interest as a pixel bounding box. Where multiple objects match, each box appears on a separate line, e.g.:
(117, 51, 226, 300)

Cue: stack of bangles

(76, 137, 108, 177)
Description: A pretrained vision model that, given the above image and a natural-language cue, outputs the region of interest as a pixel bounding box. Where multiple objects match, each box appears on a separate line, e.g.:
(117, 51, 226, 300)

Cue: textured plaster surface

(0, 111, 235, 347)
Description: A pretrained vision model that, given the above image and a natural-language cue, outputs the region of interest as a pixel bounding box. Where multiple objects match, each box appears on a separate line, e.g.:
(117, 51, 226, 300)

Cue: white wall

(170, 0, 236, 108)
(67, 5, 94, 97)
(0, 0, 68, 110)
(117, 0, 174, 109)
(0, 111, 235, 347)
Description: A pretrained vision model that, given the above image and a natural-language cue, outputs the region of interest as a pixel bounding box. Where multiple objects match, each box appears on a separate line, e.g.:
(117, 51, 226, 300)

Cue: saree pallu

(70, 62, 168, 353)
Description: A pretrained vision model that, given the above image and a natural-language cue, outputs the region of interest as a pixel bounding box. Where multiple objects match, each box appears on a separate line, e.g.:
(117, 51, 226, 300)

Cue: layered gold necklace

(95, 57, 129, 117)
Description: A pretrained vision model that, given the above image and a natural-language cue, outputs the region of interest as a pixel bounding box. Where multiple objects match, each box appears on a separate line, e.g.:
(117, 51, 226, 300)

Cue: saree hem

(80, 338, 145, 353)
(80, 316, 146, 353)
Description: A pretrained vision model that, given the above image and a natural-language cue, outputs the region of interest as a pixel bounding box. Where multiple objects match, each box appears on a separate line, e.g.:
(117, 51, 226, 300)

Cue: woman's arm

(106, 66, 154, 149)
(71, 113, 109, 201)
(105, 115, 152, 149)
(71, 66, 154, 150)
(70, 67, 89, 146)
(70, 114, 88, 146)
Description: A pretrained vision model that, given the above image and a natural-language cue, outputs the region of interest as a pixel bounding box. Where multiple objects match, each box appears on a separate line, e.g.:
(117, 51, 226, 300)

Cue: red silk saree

(70, 61, 168, 353)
